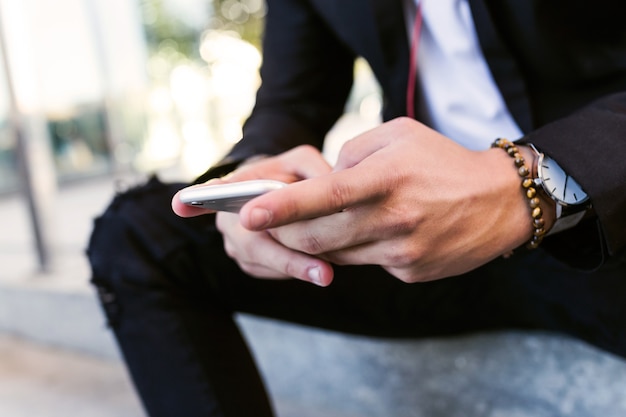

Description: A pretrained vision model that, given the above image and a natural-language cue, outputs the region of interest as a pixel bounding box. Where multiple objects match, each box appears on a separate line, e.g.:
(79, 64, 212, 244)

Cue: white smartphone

(178, 179, 287, 213)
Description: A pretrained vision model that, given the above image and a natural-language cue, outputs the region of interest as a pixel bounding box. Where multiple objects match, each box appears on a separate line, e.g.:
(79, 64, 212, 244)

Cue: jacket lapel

(468, 0, 533, 132)
(370, 0, 411, 118)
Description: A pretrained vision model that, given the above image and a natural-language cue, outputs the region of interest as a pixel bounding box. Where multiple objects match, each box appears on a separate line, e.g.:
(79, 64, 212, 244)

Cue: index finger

(239, 166, 383, 230)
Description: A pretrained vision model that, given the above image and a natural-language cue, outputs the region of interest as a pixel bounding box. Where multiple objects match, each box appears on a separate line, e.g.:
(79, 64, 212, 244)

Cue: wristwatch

(528, 144, 592, 235)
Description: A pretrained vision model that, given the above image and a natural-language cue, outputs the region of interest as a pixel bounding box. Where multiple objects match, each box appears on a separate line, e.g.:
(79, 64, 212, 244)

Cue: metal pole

(83, 0, 125, 175)
(0, 2, 52, 272)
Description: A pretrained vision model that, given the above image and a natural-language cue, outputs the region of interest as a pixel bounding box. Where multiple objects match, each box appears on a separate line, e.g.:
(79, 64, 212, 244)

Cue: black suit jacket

(209, 0, 626, 263)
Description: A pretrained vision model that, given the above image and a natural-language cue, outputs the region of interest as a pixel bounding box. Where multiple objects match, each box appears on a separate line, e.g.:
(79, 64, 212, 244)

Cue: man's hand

(171, 145, 335, 286)
(172, 145, 331, 217)
(240, 118, 534, 283)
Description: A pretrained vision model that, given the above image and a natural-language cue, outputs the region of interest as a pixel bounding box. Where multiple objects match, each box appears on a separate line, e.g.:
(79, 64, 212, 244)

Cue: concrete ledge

(2, 280, 626, 417)
(242, 315, 626, 417)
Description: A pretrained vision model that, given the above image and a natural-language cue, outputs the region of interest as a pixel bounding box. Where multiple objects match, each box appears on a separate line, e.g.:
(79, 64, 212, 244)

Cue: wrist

(526, 143, 592, 236)
(491, 138, 554, 251)
(483, 145, 535, 252)
(517, 145, 557, 232)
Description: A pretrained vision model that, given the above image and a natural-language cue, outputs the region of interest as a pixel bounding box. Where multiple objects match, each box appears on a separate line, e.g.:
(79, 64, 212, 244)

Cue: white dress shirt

(405, 0, 523, 150)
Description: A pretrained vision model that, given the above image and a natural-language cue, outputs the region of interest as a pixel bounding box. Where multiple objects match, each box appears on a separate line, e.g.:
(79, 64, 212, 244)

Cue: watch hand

(563, 176, 569, 200)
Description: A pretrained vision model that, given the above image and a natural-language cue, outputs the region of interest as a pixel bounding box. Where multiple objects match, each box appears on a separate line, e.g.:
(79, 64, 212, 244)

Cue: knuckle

(298, 144, 318, 155)
(386, 267, 416, 283)
(388, 214, 420, 236)
(388, 251, 413, 270)
(326, 253, 347, 266)
(241, 241, 260, 262)
(388, 243, 423, 268)
(327, 180, 352, 210)
(392, 116, 415, 130)
(282, 258, 300, 279)
(387, 266, 432, 284)
(339, 137, 358, 154)
(287, 144, 318, 161)
(300, 230, 325, 255)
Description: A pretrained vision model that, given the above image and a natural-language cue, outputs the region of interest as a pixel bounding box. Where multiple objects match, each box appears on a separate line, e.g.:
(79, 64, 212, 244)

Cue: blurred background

(0, 0, 267, 193)
(0, 0, 381, 416)
(0, 0, 381, 271)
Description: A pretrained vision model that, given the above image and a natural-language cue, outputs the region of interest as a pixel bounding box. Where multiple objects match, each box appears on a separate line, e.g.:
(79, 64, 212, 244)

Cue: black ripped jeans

(87, 177, 626, 417)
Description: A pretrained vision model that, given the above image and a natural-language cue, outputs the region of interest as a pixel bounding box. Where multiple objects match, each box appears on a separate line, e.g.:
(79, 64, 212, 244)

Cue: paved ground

(0, 174, 146, 417)
(0, 334, 144, 417)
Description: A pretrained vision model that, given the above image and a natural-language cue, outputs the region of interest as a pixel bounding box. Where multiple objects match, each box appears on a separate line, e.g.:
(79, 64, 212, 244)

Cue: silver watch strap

(547, 209, 586, 236)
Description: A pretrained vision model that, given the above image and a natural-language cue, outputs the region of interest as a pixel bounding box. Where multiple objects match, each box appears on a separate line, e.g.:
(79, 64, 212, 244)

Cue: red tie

(406, 1, 425, 119)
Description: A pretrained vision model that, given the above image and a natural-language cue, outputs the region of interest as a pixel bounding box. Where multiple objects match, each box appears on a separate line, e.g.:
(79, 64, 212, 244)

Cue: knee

(86, 192, 152, 326)
(86, 179, 222, 315)
(87, 190, 152, 289)
(87, 181, 179, 288)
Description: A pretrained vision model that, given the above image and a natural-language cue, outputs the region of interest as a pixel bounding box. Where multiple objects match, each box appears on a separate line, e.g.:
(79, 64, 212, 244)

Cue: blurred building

(0, 0, 380, 271)
(0, 0, 147, 192)
(0, 0, 272, 193)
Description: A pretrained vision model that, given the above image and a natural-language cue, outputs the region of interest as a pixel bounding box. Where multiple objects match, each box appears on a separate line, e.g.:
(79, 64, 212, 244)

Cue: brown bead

(527, 238, 542, 249)
(529, 197, 541, 208)
(533, 217, 545, 228)
(522, 178, 534, 189)
(518, 166, 530, 177)
(532, 206, 542, 219)
(491, 137, 545, 252)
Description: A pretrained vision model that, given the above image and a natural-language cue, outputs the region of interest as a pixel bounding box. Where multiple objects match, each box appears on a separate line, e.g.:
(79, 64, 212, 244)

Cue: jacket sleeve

(223, 0, 357, 162)
(519, 93, 626, 266)
(471, 0, 626, 266)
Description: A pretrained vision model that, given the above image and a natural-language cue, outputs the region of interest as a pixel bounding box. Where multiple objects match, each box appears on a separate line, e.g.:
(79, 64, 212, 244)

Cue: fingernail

(307, 266, 322, 286)
(249, 208, 271, 229)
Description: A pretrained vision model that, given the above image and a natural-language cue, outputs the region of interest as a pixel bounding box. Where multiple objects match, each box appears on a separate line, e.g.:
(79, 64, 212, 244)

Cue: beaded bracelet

(491, 138, 546, 250)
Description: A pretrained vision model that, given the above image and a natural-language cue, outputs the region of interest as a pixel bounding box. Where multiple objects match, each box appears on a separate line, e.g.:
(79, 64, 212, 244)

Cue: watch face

(538, 155, 589, 205)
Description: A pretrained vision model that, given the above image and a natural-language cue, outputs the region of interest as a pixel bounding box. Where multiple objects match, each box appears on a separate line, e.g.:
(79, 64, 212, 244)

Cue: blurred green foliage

(138, 0, 265, 64)
(212, 0, 266, 48)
